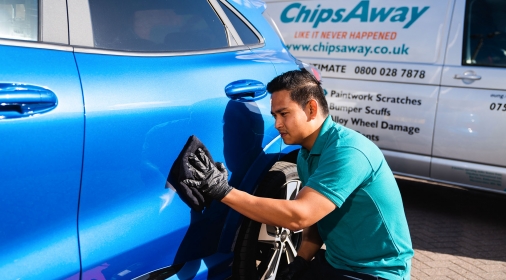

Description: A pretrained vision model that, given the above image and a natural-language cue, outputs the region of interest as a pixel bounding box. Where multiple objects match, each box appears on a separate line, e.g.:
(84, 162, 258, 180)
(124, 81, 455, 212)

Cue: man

(183, 69, 413, 279)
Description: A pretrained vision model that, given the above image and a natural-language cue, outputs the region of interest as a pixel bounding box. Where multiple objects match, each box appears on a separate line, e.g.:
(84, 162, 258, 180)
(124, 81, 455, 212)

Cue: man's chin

(281, 137, 295, 145)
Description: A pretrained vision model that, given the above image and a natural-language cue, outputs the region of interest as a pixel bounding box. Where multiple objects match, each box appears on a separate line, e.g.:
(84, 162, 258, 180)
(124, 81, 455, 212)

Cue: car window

(463, 0, 506, 67)
(218, 1, 259, 45)
(88, 0, 229, 52)
(0, 0, 38, 41)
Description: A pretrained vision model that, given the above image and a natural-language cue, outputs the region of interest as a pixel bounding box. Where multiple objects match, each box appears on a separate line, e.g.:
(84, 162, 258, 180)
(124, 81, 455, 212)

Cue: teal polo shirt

(297, 116, 414, 280)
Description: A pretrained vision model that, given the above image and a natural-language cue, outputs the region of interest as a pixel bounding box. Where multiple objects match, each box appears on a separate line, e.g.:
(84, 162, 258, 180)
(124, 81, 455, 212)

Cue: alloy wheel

(256, 180, 303, 280)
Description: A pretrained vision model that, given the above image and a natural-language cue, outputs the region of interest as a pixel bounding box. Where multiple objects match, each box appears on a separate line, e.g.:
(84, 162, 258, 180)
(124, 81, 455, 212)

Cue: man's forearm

(221, 188, 306, 231)
(297, 224, 323, 261)
(220, 186, 336, 232)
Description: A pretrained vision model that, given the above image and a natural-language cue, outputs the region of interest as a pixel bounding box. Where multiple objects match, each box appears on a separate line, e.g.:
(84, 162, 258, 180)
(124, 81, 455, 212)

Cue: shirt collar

(301, 115, 335, 157)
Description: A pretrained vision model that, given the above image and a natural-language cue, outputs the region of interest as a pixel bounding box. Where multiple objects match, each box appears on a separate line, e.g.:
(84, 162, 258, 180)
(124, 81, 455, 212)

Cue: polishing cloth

(168, 135, 215, 211)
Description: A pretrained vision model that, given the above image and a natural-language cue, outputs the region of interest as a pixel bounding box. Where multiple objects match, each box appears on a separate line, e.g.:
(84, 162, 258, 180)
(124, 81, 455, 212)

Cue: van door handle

(0, 84, 58, 119)
(225, 80, 267, 101)
(454, 71, 482, 81)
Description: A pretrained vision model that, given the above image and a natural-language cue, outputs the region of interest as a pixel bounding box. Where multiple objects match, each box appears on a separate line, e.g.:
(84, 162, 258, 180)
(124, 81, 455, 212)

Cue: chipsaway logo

(280, 1, 430, 28)
(286, 42, 409, 57)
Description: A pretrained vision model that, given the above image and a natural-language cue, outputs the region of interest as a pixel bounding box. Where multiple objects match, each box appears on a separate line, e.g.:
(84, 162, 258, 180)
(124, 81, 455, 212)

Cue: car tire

(232, 161, 303, 280)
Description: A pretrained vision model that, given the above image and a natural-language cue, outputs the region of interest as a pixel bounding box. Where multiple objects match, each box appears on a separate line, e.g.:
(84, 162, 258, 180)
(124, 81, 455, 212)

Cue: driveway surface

(398, 178, 506, 280)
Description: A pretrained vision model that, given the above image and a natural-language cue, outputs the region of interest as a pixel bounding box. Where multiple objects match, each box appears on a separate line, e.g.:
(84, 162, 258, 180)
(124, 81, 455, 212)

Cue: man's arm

(297, 223, 323, 261)
(221, 186, 336, 231)
(182, 148, 336, 230)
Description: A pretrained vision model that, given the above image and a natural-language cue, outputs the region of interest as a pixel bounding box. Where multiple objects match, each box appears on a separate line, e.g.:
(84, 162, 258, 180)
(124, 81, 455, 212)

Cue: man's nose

(274, 117, 283, 130)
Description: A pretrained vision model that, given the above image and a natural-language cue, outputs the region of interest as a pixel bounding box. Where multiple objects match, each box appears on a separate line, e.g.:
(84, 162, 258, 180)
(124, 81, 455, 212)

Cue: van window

(0, 0, 38, 41)
(88, 0, 229, 52)
(463, 0, 506, 67)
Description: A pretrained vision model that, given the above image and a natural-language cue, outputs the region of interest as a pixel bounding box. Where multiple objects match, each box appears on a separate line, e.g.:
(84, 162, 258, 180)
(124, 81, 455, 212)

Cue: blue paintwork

(166, 252, 234, 280)
(0, 45, 83, 279)
(217, 135, 284, 253)
(227, 0, 299, 74)
(75, 46, 286, 278)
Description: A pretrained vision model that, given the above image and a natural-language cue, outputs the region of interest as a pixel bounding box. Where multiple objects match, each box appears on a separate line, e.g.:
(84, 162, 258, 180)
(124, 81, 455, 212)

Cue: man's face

(271, 89, 312, 145)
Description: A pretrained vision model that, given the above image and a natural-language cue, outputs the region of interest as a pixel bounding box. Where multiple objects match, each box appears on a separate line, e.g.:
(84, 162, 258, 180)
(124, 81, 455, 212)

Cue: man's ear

(307, 99, 318, 120)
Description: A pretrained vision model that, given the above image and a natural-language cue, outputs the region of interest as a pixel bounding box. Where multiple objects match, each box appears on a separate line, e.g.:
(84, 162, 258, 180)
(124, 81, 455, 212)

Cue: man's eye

(281, 112, 288, 116)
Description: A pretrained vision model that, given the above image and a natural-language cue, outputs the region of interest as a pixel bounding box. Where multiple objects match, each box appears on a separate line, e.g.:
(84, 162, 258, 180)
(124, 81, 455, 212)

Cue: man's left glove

(182, 148, 233, 200)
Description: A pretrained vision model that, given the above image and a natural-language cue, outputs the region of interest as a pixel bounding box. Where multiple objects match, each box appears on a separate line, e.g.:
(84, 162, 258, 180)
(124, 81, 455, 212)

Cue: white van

(264, 0, 506, 194)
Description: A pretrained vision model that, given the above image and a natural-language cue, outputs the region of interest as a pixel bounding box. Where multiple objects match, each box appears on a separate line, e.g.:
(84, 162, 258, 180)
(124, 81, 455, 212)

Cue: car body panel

(75, 48, 281, 278)
(0, 45, 83, 279)
(217, 134, 285, 253)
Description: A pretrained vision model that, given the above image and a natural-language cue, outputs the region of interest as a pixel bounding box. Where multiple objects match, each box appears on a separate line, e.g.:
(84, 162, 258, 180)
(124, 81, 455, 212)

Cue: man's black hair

(267, 69, 329, 116)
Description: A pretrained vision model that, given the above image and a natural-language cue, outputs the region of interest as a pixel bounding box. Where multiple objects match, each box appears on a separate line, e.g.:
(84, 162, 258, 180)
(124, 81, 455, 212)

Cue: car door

(432, 0, 506, 192)
(67, 0, 282, 278)
(0, 0, 84, 279)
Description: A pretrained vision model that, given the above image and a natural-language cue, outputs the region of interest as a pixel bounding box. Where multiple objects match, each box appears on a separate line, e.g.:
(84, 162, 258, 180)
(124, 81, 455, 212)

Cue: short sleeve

(306, 147, 373, 208)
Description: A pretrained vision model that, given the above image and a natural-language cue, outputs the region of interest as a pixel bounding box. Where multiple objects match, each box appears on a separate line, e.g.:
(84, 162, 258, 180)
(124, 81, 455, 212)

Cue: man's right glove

(182, 148, 233, 201)
(276, 256, 311, 280)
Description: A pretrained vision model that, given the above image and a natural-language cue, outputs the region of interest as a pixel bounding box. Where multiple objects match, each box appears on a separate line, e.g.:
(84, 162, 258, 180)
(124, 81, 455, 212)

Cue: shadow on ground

(397, 179, 506, 262)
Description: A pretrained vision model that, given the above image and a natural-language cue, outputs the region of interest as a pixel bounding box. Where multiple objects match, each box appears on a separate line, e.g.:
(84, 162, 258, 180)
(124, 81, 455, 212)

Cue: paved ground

(397, 178, 506, 280)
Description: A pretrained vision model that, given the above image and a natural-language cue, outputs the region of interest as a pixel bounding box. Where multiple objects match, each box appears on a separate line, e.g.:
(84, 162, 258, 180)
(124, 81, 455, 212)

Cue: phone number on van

(354, 66, 426, 79)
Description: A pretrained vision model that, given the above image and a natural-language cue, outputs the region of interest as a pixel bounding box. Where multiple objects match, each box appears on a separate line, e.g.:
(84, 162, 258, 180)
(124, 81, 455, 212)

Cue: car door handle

(454, 71, 482, 81)
(0, 83, 58, 119)
(225, 80, 267, 101)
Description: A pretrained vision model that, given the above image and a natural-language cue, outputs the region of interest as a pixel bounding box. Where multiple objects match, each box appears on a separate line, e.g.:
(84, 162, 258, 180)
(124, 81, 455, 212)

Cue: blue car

(0, 0, 314, 279)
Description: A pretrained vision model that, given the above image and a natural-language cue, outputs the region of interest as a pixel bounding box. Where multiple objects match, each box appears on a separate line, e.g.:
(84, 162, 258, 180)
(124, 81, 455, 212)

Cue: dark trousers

(297, 250, 386, 280)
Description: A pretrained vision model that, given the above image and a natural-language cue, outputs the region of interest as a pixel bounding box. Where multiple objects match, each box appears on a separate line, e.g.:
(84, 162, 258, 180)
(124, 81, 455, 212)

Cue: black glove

(276, 256, 310, 280)
(168, 135, 214, 211)
(183, 148, 233, 200)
